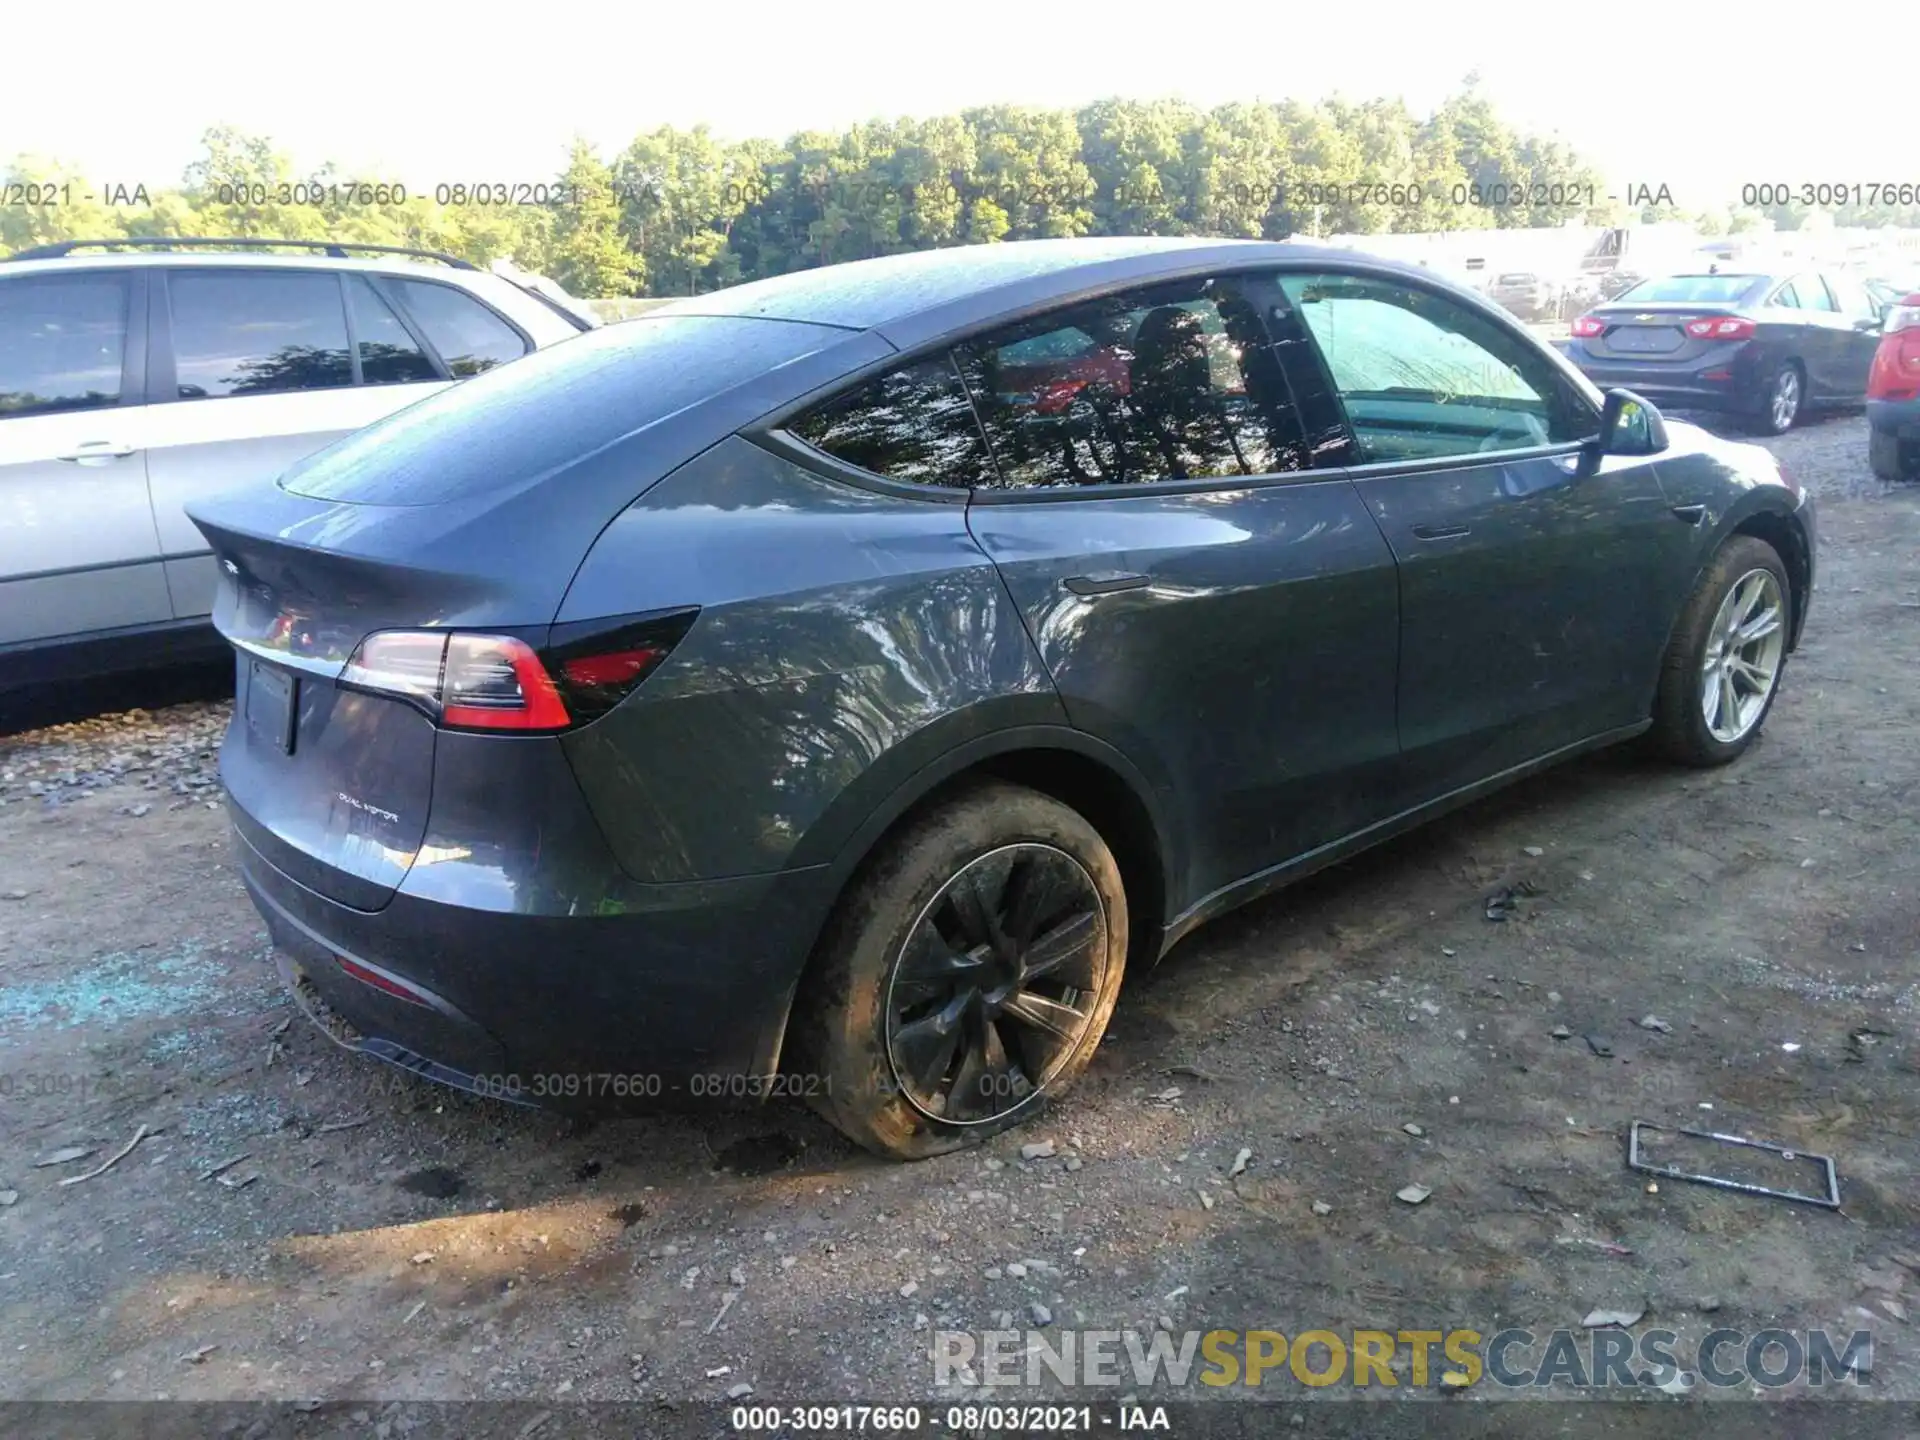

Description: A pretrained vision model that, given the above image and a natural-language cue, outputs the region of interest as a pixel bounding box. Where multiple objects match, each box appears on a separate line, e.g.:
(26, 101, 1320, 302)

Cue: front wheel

(791, 783, 1127, 1160)
(1649, 535, 1792, 766)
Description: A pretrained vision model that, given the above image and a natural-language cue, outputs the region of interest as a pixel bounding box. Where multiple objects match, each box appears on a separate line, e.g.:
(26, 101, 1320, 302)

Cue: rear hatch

(1576, 273, 1769, 362)
(191, 313, 873, 909)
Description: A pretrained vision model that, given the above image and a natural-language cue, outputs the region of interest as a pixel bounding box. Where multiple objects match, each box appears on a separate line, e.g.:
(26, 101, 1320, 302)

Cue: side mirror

(1854, 315, 1883, 333)
(1591, 388, 1668, 457)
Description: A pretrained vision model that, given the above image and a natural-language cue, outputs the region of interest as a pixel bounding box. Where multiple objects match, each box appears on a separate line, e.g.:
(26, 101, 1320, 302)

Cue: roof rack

(4, 237, 479, 270)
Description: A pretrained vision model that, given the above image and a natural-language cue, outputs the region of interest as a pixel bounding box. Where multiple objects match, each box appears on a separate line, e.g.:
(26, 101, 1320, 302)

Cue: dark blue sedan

(1566, 270, 1885, 434)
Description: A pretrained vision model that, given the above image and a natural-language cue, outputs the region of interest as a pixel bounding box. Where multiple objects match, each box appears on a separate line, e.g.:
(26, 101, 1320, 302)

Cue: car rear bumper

(1567, 341, 1764, 413)
(1867, 397, 1920, 442)
(231, 801, 838, 1108)
(1571, 362, 1751, 412)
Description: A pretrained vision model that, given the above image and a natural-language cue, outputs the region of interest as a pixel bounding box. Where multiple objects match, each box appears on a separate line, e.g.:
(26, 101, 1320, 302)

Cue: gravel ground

(1, 412, 1916, 1436)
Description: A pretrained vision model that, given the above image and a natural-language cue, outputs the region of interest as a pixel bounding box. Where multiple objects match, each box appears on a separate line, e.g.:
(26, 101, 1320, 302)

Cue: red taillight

(340, 612, 696, 733)
(440, 634, 571, 731)
(1570, 315, 1606, 338)
(560, 646, 669, 689)
(1684, 316, 1755, 341)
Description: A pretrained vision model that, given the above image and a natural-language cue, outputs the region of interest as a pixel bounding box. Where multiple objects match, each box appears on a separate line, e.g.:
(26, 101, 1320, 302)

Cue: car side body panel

(967, 475, 1402, 909)
(1344, 446, 1698, 799)
(558, 437, 1061, 884)
(1638, 419, 1815, 638)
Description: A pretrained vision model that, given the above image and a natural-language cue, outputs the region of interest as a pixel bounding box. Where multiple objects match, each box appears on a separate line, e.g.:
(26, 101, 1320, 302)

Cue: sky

(2, 0, 1901, 211)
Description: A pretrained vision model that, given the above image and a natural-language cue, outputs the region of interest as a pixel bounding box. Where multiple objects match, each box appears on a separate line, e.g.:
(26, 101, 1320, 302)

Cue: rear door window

(1794, 275, 1837, 313)
(169, 271, 353, 398)
(787, 355, 994, 488)
(1280, 272, 1589, 463)
(0, 273, 129, 418)
(956, 275, 1308, 488)
(1770, 281, 1802, 309)
(389, 280, 528, 376)
(347, 277, 440, 385)
(1828, 275, 1881, 324)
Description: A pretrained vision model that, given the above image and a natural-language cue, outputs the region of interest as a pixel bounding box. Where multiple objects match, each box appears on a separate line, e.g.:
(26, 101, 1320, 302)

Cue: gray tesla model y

(188, 236, 1815, 1158)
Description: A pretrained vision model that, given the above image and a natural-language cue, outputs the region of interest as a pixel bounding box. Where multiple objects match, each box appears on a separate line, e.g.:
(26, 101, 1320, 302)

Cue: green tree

(0, 156, 130, 252)
(1077, 99, 1199, 235)
(965, 106, 1095, 240)
(548, 139, 642, 297)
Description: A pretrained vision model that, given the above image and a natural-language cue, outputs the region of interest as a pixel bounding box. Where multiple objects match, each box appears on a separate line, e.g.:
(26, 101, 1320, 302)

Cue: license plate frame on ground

(247, 660, 297, 755)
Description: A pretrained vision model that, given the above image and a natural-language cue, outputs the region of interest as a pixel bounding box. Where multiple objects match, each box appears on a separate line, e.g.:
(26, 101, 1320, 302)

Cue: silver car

(0, 240, 592, 688)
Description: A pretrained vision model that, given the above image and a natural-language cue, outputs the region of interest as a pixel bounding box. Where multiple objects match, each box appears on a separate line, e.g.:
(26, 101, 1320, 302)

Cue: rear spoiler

(488, 259, 601, 332)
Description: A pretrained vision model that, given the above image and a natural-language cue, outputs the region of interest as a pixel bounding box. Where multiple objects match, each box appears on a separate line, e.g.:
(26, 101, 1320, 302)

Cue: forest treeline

(4, 86, 1908, 296)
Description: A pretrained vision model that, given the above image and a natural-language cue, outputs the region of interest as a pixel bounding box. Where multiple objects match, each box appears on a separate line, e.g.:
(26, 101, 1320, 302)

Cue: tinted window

(391, 280, 526, 376)
(170, 271, 352, 398)
(1795, 275, 1836, 313)
(348, 277, 439, 385)
(1281, 273, 1588, 463)
(1770, 281, 1802, 309)
(1617, 274, 1765, 304)
(788, 356, 993, 487)
(956, 275, 1306, 489)
(0, 274, 127, 419)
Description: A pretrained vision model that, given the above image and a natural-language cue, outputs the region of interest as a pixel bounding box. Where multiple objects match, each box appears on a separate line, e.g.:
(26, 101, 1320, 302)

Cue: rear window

(279, 315, 843, 505)
(389, 279, 527, 376)
(1615, 274, 1765, 305)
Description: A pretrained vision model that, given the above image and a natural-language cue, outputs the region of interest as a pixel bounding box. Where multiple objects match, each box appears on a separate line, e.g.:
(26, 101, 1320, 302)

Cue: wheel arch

(761, 724, 1180, 1080)
(1726, 503, 1813, 651)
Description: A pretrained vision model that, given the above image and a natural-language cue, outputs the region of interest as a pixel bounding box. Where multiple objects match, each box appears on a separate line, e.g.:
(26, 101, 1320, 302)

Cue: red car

(1868, 289, 1920, 482)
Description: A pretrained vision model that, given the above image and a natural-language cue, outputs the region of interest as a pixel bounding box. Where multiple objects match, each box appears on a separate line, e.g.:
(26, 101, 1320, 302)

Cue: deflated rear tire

(1649, 535, 1792, 767)
(792, 782, 1127, 1160)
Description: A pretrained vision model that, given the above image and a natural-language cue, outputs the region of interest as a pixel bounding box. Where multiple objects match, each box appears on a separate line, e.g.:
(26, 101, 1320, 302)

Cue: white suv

(0, 239, 594, 689)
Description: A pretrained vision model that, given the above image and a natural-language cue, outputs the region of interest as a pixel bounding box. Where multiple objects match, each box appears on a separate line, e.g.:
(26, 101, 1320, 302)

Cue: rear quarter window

(390, 279, 528, 375)
(279, 315, 844, 505)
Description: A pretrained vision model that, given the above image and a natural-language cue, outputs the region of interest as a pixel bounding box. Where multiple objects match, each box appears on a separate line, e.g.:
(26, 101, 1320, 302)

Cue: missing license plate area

(247, 660, 297, 755)
(1628, 1121, 1840, 1208)
(1609, 327, 1683, 354)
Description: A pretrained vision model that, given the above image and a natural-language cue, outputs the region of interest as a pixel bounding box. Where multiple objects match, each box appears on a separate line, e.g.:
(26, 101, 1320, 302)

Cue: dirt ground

(2, 412, 1917, 1434)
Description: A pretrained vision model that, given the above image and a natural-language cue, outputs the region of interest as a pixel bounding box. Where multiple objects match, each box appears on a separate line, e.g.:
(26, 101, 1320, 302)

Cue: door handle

(56, 442, 136, 466)
(1410, 522, 1471, 541)
(1670, 504, 1707, 525)
(1062, 572, 1151, 597)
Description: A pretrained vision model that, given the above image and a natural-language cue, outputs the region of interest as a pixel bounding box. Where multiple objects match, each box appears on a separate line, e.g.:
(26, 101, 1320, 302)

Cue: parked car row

(0, 239, 594, 690)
